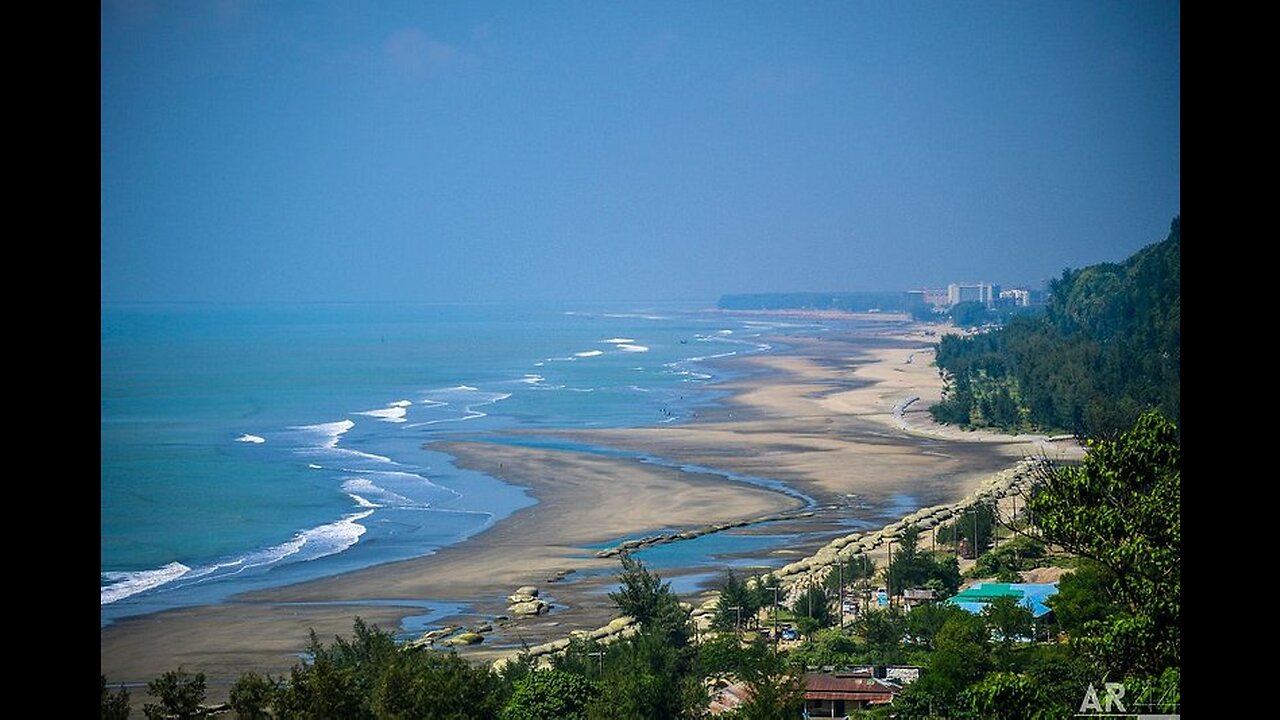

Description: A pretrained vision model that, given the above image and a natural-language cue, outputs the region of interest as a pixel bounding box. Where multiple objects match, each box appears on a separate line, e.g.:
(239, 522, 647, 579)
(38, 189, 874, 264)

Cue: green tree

(903, 603, 968, 651)
(1046, 560, 1119, 637)
(853, 608, 905, 665)
(586, 629, 705, 720)
(983, 595, 1035, 670)
(957, 672, 1053, 720)
(790, 584, 833, 630)
(274, 618, 397, 719)
(937, 505, 995, 559)
(228, 672, 279, 720)
(1028, 411, 1179, 677)
(607, 552, 692, 647)
(501, 669, 598, 720)
(101, 675, 131, 720)
(715, 569, 762, 632)
(143, 668, 207, 720)
(950, 301, 989, 327)
(372, 649, 504, 719)
(912, 612, 991, 707)
(722, 642, 805, 720)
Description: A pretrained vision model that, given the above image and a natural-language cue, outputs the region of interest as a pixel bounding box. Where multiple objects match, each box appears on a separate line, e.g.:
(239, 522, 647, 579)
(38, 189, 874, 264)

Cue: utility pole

(838, 559, 845, 629)
(766, 585, 780, 641)
(887, 539, 893, 598)
(973, 507, 979, 560)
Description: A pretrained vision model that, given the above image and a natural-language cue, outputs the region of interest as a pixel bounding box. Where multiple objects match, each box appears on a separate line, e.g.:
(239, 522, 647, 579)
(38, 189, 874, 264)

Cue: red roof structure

(802, 672, 899, 716)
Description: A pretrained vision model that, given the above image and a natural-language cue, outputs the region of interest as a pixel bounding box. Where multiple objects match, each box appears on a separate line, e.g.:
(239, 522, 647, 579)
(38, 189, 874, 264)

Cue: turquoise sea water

(102, 302, 843, 626)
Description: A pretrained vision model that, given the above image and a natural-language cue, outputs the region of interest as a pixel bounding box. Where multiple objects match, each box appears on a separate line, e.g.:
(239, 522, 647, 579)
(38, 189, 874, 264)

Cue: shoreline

(101, 318, 1081, 700)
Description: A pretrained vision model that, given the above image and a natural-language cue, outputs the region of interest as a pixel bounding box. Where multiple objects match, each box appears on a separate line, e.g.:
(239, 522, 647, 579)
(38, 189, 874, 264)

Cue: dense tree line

(930, 216, 1180, 438)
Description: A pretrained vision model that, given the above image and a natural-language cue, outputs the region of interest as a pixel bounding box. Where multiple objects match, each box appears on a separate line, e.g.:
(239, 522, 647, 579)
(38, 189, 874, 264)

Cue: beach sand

(100, 318, 1081, 701)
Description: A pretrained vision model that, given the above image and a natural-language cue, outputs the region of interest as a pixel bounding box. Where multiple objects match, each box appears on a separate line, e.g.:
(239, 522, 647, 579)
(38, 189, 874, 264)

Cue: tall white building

(946, 283, 998, 308)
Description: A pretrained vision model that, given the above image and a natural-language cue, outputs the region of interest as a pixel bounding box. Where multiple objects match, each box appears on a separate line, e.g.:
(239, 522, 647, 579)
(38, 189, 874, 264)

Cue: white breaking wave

(356, 406, 407, 422)
(102, 511, 376, 605)
(388, 400, 412, 407)
(520, 374, 545, 385)
(404, 391, 512, 428)
(617, 344, 649, 353)
(308, 464, 323, 469)
(342, 478, 415, 507)
(602, 337, 635, 344)
(236, 434, 265, 444)
(349, 493, 380, 508)
(292, 419, 355, 448)
(100, 562, 191, 605)
(574, 350, 604, 357)
(324, 447, 394, 464)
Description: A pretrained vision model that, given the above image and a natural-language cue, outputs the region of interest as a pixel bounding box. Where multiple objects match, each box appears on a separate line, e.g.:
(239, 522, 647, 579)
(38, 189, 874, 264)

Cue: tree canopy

(931, 216, 1179, 437)
(1027, 410, 1180, 678)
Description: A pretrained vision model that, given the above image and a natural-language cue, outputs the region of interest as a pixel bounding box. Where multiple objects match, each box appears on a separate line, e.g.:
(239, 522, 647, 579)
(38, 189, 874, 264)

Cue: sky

(101, 1, 1180, 304)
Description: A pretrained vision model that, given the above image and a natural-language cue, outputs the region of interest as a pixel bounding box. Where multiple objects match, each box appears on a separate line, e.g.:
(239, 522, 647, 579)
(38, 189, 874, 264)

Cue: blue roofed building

(946, 583, 1058, 619)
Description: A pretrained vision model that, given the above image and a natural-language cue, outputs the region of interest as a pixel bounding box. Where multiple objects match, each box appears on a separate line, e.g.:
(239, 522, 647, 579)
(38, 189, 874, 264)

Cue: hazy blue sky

(101, 1, 1179, 304)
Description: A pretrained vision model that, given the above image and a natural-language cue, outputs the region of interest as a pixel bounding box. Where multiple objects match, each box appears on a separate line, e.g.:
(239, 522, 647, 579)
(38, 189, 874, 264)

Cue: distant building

(902, 588, 937, 610)
(999, 287, 1032, 307)
(947, 282, 999, 308)
(904, 288, 949, 309)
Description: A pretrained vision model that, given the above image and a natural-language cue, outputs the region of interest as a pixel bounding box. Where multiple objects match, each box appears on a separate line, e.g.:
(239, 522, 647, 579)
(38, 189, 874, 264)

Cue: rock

(509, 600, 549, 616)
(516, 585, 539, 597)
(445, 632, 484, 646)
(607, 616, 636, 632)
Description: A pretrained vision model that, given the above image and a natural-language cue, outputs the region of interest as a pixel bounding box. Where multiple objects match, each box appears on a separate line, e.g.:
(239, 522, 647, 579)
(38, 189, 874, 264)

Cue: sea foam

(357, 406, 408, 422)
(236, 434, 266, 444)
(617, 344, 649, 353)
(100, 562, 191, 605)
(574, 350, 604, 358)
(293, 419, 356, 448)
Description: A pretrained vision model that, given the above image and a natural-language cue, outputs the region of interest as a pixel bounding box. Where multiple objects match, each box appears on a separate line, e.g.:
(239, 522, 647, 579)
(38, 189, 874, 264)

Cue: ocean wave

(344, 472, 459, 504)
(343, 478, 415, 507)
(292, 419, 356, 448)
(349, 493, 381, 508)
(602, 337, 635, 344)
(601, 313, 669, 321)
(519, 374, 544, 385)
(324, 448, 394, 464)
(388, 400, 412, 407)
(617, 344, 649, 353)
(308, 463, 323, 469)
(236, 434, 266, 444)
(100, 562, 191, 605)
(403, 391, 512, 428)
(103, 511, 376, 605)
(356, 406, 408, 422)
(574, 350, 604, 358)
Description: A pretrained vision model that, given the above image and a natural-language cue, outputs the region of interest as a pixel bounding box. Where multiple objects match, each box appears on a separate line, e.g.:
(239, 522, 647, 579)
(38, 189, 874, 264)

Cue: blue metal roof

(946, 582, 1058, 618)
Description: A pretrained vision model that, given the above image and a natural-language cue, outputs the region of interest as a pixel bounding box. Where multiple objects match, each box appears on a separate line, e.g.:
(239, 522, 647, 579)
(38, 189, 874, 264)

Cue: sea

(103, 301, 892, 628)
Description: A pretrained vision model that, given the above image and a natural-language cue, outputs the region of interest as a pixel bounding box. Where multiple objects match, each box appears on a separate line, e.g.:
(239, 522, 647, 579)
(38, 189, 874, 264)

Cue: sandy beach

(100, 317, 1080, 701)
